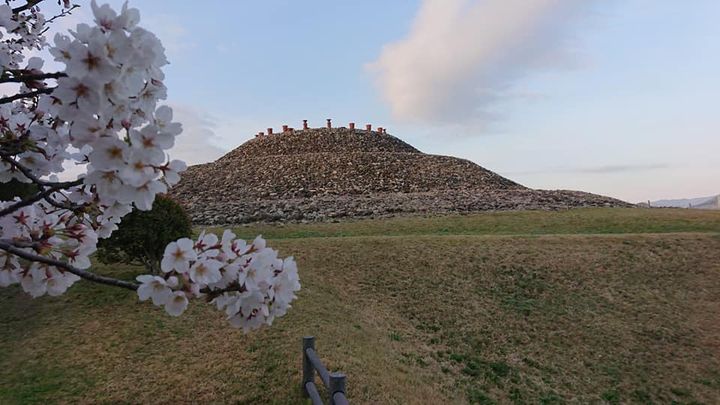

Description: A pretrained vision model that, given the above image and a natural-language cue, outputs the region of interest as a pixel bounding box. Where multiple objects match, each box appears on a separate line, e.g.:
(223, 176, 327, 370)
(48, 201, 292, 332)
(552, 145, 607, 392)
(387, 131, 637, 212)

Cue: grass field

(1, 208, 720, 404)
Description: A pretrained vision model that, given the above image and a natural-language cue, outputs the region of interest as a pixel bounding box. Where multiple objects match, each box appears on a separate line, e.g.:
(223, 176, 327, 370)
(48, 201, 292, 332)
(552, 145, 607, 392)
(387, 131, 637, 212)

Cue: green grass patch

(215, 208, 720, 240)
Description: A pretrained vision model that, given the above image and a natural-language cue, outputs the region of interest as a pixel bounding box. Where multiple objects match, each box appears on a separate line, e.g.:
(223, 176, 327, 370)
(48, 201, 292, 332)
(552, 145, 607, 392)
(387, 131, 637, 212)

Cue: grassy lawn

(1, 208, 720, 403)
(220, 207, 720, 240)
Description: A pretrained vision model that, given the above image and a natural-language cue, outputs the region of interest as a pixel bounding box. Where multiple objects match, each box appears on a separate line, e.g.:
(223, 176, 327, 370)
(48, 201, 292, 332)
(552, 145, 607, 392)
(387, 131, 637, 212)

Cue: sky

(54, 0, 719, 202)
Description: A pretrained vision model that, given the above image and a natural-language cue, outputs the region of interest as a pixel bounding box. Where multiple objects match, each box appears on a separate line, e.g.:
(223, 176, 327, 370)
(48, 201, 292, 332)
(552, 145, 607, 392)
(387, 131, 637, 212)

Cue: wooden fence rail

(302, 336, 349, 405)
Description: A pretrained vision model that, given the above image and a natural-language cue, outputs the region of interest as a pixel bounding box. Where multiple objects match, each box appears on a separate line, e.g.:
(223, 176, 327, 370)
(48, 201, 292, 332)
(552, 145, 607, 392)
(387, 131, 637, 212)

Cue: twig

(0, 152, 81, 189)
(0, 183, 67, 216)
(42, 194, 79, 211)
(202, 282, 246, 300)
(0, 239, 139, 291)
(0, 239, 237, 295)
(11, 0, 43, 14)
(0, 154, 84, 215)
(40, 4, 80, 34)
(0, 88, 54, 105)
(0, 71, 66, 84)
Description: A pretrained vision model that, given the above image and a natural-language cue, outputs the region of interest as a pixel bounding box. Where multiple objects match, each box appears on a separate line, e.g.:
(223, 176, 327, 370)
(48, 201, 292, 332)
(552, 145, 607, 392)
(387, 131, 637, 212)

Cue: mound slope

(170, 127, 631, 224)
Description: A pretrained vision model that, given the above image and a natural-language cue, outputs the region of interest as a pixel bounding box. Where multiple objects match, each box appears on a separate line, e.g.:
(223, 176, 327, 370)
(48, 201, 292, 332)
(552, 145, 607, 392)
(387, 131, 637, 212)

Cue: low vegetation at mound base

(2, 208, 720, 404)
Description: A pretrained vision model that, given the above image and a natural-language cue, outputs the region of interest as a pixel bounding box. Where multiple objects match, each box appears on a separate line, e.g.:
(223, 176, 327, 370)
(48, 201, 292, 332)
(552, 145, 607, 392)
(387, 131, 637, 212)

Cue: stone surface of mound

(219, 127, 420, 159)
(170, 127, 631, 224)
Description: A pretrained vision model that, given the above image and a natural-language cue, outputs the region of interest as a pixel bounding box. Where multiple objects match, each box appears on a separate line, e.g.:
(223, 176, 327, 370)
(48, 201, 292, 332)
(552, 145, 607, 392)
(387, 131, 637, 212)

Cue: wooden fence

(302, 336, 349, 405)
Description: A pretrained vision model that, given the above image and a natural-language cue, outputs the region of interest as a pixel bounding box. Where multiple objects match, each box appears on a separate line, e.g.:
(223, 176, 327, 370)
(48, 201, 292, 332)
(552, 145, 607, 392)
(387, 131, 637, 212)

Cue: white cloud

(368, 0, 597, 125)
(168, 104, 227, 165)
(141, 14, 196, 60)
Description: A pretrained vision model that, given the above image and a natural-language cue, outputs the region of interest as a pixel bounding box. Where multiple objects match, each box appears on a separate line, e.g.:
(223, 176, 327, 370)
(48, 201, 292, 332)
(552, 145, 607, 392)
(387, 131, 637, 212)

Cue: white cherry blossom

(46, 269, 81, 296)
(162, 159, 186, 187)
(0, 253, 20, 287)
(188, 259, 222, 285)
(155, 105, 182, 136)
(161, 238, 196, 273)
(0, 5, 19, 32)
(164, 291, 189, 317)
(136, 275, 173, 305)
(88, 136, 130, 170)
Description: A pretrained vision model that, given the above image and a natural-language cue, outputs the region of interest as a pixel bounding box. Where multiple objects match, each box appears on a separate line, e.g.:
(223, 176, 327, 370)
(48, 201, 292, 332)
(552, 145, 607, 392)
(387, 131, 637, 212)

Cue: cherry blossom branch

(0, 153, 84, 215)
(39, 4, 80, 34)
(0, 152, 81, 189)
(0, 239, 140, 291)
(42, 194, 79, 211)
(0, 182, 67, 216)
(0, 88, 54, 105)
(0, 71, 66, 83)
(0, 237, 276, 297)
(0, 0, 302, 330)
(11, 0, 44, 14)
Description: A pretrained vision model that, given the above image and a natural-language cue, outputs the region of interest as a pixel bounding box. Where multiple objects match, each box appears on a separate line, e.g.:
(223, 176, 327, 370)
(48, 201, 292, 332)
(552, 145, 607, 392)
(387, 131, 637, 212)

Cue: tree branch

(202, 282, 247, 301)
(11, 0, 44, 14)
(0, 71, 66, 84)
(0, 153, 84, 215)
(0, 239, 139, 291)
(0, 183, 66, 216)
(40, 4, 80, 34)
(0, 240, 247, 297)
(0, 152, 82, 189)
(0, 88, 54, 105)
(42, 194, 79, 211)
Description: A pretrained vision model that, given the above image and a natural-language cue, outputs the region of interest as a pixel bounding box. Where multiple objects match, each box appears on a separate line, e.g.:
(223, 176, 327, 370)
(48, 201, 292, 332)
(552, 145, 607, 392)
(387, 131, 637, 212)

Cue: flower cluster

(0, 0, 182, 278)
(0, 2, 47, 73)
(0, 1, 300, 330)
(137, 231, 300, 332)
(51, 1, 186, 212)
(2, 0, 184, 236)
(0, 198, 94, 296)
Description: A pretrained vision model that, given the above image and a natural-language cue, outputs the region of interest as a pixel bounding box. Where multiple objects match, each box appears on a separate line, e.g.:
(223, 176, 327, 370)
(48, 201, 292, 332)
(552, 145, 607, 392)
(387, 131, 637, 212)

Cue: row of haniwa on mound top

(254, 119, 388, 137)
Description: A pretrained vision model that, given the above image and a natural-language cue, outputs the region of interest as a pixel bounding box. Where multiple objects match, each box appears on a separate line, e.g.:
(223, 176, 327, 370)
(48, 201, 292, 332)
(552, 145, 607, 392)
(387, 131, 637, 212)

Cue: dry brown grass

(2, 209, 720, 404)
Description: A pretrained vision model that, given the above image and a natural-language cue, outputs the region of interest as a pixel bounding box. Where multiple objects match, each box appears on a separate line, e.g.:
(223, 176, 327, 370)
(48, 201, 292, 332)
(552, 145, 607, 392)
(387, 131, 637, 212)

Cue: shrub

(0, 179, 38, 201)
(97, 195, 193, 274)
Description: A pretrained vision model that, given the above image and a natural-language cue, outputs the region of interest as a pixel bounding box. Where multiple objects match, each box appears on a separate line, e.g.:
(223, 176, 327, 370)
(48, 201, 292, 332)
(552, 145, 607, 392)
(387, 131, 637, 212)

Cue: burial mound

(170, 126, 631, 224)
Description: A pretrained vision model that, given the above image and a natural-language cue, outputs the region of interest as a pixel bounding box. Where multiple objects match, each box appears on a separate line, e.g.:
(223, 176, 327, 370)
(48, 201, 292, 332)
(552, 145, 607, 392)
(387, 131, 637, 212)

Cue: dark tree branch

(0, 71, 66, 84)
(11, 0, 44, 14)
(0, 182, 67, 216)
(0, 239, 139, 291)
(40, 4, 80, 34)
(0, 152, 81, 189)
(42, 194, 79, 211)
(0, 88, 54, 105)
(0, 153, 84, 215)
(202, 282, 247, 301)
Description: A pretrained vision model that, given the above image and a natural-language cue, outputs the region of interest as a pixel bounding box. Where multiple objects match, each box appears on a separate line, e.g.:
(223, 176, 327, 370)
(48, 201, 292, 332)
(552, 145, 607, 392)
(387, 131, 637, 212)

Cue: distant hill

(695, 195, 720, 209)
(648, 195, 720, 209)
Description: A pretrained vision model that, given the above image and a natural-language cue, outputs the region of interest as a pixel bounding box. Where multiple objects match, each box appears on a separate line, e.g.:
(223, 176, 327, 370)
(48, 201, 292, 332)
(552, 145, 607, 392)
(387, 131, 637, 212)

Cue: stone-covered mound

(219, 127, 420, 160)
(170, 127, 631, 224)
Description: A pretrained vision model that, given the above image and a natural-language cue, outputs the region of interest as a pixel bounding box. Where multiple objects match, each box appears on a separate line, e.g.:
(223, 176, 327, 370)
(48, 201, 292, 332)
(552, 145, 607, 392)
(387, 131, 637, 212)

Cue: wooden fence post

(329, 372, 347, 405)
(302, 336, 316, 397)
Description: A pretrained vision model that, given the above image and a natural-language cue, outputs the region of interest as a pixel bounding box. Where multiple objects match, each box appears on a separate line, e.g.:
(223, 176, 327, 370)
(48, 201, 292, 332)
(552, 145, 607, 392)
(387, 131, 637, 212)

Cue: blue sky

(69, 0, 718, 202)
